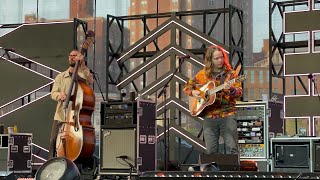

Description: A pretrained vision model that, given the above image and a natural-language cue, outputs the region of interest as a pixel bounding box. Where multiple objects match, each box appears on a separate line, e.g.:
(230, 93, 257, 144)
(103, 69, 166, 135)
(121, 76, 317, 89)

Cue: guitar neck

(209, 79, 236, 94)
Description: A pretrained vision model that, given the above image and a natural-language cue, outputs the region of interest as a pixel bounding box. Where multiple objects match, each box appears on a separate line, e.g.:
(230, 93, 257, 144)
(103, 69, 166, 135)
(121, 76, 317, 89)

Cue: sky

(1, 0, 270, 53)
(252, 0, 269, 52)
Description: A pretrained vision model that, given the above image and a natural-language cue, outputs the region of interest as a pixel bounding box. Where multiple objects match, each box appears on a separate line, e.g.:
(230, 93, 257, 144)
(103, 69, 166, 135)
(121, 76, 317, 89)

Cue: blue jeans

(203, 115, 239, 154)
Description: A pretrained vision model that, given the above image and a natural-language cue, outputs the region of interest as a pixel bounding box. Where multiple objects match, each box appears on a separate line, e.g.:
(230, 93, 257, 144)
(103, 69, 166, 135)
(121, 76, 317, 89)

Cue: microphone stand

(121, 157, 135, 180)
(310, 74, 319, 136)
(157, 56, 187, 171)
(310, 74, 320, 101)
(91, 72, 106, 101)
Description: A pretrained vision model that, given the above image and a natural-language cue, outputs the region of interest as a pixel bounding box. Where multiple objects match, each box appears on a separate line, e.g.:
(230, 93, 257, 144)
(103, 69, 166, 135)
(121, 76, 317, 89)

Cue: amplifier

(270, 137, 320, 172)
(100, 128, 137, 172)
(0, 148, 8, 171)
(100, 101, 137, 128)
(99, 99, 156, 174)
(0, 135, 8, 171)
(274, 144, 309, 168)
(314, 143, 320, 172)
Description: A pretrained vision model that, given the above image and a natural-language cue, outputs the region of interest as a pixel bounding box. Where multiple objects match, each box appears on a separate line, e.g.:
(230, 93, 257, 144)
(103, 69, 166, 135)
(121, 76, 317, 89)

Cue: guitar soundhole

(204, 91, 209, 101)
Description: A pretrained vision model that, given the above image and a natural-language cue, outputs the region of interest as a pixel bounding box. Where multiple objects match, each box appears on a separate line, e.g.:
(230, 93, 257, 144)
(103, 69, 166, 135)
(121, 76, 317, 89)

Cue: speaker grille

(101, 128, 136, 170)
(0, 148, 8, 171)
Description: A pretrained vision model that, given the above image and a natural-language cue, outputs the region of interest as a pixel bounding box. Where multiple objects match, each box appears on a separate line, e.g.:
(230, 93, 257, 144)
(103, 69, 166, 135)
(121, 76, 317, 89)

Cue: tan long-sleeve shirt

(50, 67, 92, 122)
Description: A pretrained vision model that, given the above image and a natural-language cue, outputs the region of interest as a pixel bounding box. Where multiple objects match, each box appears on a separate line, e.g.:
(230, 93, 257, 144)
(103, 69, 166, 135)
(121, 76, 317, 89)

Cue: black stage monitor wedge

(200, 153, 239, 171)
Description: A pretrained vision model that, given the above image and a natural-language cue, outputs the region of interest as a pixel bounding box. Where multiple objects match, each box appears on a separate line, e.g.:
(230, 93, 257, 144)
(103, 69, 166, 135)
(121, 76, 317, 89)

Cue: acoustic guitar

(188, 75, 246, 116)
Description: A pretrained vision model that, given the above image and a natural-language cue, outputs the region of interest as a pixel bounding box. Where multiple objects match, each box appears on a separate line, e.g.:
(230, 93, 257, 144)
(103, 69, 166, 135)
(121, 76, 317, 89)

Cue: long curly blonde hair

(204, 45, 231, 77)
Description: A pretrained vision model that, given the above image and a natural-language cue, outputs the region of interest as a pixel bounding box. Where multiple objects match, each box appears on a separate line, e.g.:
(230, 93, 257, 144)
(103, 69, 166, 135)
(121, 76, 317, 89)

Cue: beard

(69, 61, 76, 67)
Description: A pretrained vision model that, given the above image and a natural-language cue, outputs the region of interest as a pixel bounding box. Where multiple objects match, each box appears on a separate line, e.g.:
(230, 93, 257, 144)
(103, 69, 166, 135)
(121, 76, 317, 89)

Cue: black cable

(116, 157, 136, 180)
(92, 73, 106, 101)
(115, 157, 128, 167)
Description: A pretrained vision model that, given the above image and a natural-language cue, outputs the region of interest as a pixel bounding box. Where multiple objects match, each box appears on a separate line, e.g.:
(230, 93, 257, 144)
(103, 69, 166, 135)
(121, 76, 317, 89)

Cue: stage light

(35, 157, 80, 180)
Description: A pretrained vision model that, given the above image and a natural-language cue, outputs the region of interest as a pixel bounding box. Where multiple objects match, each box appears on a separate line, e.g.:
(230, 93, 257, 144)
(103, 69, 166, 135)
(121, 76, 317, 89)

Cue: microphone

(3, 48, 15, 52)
(177, 55, 190, 59)
(116, 155, 128, 159)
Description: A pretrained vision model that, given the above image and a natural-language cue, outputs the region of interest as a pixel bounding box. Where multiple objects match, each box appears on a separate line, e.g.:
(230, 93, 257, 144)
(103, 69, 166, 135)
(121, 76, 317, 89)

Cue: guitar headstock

(80, 30, 95, 54)
(236, 74, 246, 82)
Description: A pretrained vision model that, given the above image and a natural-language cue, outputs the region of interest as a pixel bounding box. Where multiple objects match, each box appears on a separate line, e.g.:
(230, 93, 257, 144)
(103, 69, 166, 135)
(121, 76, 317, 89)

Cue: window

(208, 0, 215, 6)
(141, 0, 147, 6)
(250, 89, 255, 100)
(259, 70, 263, 84)
(187, 39, 192, 46)
(296, 89, 301, 95)
(250, 70, 255, 83)
(290, 77, 294, 84)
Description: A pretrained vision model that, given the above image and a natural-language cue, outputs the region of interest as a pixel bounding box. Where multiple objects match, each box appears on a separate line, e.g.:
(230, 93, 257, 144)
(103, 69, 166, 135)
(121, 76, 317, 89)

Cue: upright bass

(55, 31, 96, 161)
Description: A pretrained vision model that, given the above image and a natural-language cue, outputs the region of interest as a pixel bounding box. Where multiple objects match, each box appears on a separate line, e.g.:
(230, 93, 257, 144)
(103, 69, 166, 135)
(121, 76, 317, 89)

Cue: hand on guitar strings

(224, 82, 231, 90)
(74, 53, 84, 64)
(224, 82, 235, 94)
(59, 92, 67, 101)
(192, 90, 201, 98)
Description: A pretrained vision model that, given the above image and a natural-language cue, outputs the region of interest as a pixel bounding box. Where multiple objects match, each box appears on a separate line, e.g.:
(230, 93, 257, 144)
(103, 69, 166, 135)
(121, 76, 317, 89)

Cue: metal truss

(73, 18, 88, 50)
(0, 19, 86, 164)
(269, 0, 320, 136)
(269, 0, 307, 97)
(107, 7, 243, 163)
(0, 18, 87, 114)
(268, 0, 320, 96)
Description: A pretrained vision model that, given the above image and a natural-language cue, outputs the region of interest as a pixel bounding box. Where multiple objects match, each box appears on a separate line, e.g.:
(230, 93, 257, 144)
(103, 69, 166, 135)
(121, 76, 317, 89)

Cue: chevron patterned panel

(0, 59, 52, 106)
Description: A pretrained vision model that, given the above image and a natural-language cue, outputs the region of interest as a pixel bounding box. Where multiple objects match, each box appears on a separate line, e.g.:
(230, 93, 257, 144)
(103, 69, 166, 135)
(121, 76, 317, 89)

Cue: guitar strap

(219, 71, 229, 84)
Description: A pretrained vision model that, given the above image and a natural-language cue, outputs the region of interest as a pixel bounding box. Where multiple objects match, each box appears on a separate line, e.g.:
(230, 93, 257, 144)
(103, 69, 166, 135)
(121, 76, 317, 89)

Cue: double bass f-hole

(72, 115, 79, 131)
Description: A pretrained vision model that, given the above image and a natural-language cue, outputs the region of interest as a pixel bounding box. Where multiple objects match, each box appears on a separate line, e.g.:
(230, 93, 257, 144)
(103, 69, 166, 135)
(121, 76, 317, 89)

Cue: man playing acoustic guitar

(183, 45, 243, 155)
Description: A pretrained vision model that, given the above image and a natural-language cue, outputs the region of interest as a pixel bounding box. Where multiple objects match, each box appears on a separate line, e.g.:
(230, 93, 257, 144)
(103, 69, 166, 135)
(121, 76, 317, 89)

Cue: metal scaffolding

(106, 6, 244, 163)
(269, 0, 320, 135)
